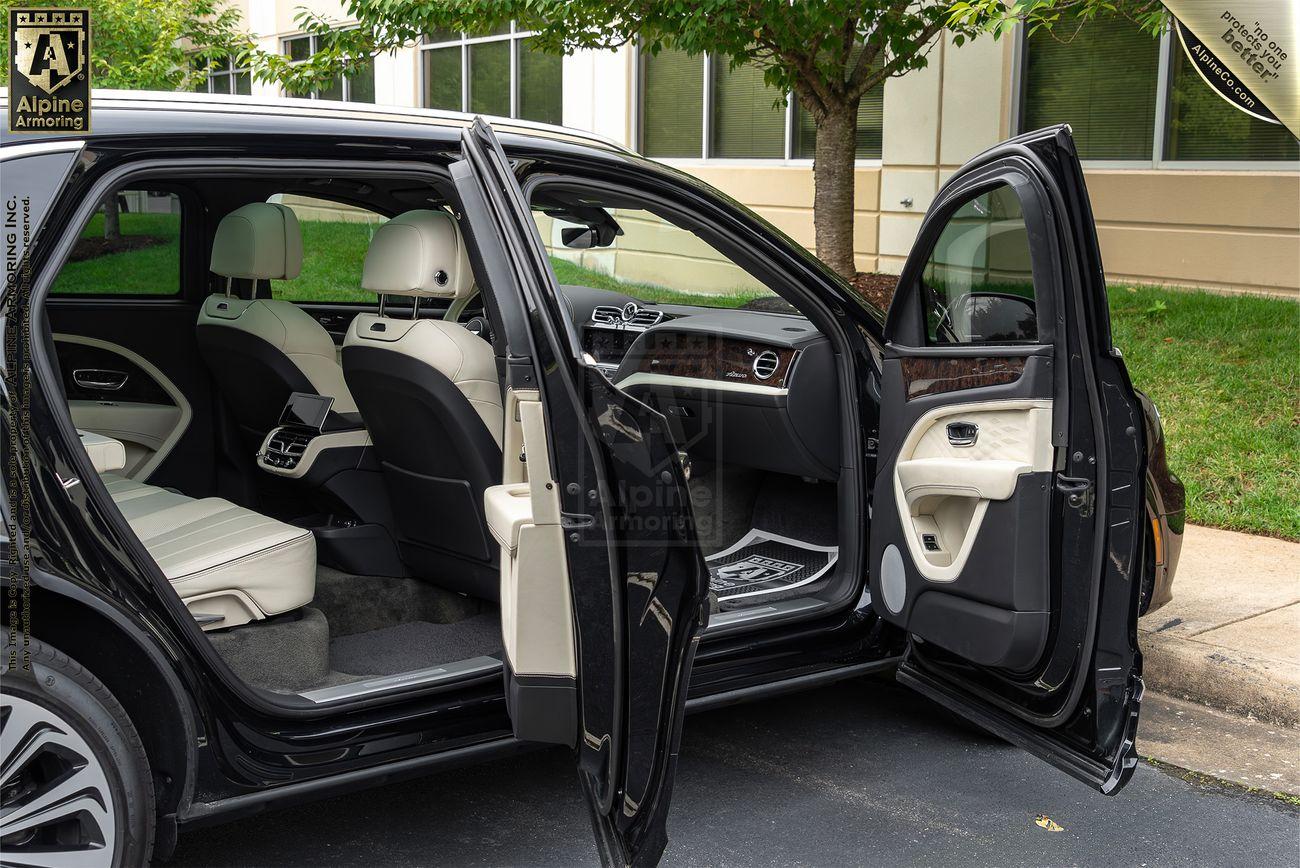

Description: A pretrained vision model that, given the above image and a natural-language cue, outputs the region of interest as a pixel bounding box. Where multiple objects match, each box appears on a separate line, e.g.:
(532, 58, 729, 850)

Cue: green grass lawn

(52, 212, 182, 296)
(49, 225, 1298, 539)
(1108, 285, 1298, 540)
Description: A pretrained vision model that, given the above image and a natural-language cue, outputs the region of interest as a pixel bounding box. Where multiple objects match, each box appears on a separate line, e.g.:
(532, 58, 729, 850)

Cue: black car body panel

(1, 93, 1183, 861)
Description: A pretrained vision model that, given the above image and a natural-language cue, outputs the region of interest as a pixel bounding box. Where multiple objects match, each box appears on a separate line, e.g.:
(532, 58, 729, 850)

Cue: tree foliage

(0, 0, 246, 91)
(246, 0, 1168, 279)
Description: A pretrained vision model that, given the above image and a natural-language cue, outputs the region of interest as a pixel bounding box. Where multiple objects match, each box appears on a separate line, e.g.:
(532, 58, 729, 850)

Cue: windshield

(531, 201, 781, 311)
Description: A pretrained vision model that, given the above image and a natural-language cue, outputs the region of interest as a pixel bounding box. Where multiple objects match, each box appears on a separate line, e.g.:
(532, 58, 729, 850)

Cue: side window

(532, 199, 780, 311)
(50, 190, 181, 296)
(922, 184, 1038, 345)
(266, 195, 385, 303)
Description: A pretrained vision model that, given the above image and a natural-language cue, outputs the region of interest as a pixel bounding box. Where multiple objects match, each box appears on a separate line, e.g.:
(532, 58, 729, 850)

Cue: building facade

(223, 0, 1300, 298)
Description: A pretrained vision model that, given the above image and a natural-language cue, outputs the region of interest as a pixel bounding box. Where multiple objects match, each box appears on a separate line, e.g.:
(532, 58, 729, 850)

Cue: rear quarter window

(49, 189, 182, 296)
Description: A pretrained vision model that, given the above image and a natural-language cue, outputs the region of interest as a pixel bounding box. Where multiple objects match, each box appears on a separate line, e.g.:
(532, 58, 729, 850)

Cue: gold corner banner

(1162, 0, 1299, 138)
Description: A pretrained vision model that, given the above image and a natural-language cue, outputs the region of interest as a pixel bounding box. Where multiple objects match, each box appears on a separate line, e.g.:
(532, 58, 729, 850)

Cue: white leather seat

(100, 467, 316, 630)
(341, 209, 503, 598)
(196, 202, 357, 449)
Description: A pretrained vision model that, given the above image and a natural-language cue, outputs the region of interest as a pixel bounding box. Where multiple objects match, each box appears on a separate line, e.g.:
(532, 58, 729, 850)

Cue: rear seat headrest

(361, 209, 473, 300)
(211, 202, 303, 280)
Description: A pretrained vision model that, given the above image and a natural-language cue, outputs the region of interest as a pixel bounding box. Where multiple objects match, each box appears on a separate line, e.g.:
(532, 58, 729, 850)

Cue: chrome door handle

(946, 421, 978, 447)
(73, 368, 128, 391)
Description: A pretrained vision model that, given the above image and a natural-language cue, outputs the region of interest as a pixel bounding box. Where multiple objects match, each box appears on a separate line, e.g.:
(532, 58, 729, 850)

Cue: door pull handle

(946, 422, 978, 447)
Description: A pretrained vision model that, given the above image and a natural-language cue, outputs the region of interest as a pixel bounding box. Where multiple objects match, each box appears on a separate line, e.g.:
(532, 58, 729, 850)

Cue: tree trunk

(812, 100, 860, 280)
(102, 195, 121, 240)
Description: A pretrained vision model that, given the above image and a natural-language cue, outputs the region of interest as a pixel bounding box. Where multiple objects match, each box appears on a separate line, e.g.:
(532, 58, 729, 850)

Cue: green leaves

(0, 0, 248, 91)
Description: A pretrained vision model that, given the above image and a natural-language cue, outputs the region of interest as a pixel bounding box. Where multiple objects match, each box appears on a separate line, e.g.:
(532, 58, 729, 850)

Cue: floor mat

(329, 614, 503, 676)
(706, 529, 838, 602)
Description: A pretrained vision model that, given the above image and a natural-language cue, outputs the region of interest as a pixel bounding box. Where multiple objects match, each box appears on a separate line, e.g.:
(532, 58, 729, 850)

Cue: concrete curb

(1141, 631, 1300, 728)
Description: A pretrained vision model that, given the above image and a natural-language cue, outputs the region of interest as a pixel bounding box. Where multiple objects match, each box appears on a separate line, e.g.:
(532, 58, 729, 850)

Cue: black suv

(1, 92, 1183, 866)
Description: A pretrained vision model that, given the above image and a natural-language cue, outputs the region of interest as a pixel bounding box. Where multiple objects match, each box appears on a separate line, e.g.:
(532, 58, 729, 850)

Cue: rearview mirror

(941, 292, 1038, 343)
(561, 226, 600, 249)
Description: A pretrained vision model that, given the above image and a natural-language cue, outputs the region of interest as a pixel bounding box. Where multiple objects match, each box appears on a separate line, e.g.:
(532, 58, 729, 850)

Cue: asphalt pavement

(168, 677, 1300, 867)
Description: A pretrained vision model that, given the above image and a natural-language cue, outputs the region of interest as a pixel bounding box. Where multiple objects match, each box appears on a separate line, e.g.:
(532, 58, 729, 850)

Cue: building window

(640, 47, 704, 158)
(420, 25, 563, 125)
(282, 34, 375, 103)
(1164, 43, 1298, 161)
(1021, 15, 1298, 162)
(640, 48, 884, 161)
(195, 56, 251, 95)
(1021, 16, 1160, 160)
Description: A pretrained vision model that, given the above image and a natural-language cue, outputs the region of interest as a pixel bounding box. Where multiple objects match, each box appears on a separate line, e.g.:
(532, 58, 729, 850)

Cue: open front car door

(872, 126, 1147, 793)
(453, 119, 709, 866)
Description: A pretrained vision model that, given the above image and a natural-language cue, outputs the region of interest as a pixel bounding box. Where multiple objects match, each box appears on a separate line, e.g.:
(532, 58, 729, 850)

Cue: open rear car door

(872, 126, 1147, 793)
(452, 119, 709, 865)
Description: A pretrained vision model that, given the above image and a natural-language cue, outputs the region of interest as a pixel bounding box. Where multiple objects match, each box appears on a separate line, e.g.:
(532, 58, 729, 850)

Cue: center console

(255, 392, 406, 577)
(257, 393, 369, 478)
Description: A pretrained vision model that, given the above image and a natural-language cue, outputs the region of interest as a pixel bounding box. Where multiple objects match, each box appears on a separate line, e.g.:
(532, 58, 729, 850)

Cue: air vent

(590, 306, 621, 324)
(752, 349, 780, 381)
(628, 309, 665, 328)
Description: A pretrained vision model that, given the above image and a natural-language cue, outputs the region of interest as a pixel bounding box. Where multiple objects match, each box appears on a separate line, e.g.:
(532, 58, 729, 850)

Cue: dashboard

(559, 285, 840, 481)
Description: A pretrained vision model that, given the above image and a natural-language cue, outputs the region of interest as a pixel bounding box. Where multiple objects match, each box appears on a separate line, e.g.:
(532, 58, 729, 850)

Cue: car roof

(0, 88, 632, 155)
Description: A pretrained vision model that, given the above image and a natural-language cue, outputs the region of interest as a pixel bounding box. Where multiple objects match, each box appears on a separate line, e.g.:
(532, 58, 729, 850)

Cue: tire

(2, 634, 155, 867)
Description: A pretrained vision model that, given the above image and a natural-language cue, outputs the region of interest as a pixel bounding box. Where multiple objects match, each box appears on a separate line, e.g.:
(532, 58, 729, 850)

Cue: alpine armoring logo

(8, 8, 91, 133)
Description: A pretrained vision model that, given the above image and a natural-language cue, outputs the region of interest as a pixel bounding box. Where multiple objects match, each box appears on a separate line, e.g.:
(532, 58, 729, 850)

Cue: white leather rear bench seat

(99, 472, 316, 630)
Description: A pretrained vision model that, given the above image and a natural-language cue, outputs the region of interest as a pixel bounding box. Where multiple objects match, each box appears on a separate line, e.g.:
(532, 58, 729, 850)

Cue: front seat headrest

(361, 209, 473, 300)
(211, 202, 303, 280)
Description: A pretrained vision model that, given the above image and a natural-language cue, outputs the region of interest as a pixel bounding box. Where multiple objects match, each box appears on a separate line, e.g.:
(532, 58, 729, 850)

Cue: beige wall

(232, 1, 1299, 298)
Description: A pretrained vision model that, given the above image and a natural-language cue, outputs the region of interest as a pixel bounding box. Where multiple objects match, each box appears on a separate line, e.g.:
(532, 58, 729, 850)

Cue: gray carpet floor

(210, 567, 502, 693)
(329, 615, 503, 676)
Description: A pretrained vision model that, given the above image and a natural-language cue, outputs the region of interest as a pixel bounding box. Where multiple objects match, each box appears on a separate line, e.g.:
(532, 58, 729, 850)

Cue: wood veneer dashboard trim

(630, 331, 800, 390)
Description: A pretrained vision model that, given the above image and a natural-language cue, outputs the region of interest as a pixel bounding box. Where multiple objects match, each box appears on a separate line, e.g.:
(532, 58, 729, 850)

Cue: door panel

(484, 388, 579, 745)
(875, 127, 1146, 793)
(455, 118, 708, 866)
(54, 334, 191, 479)
(46, 302, 216, 496)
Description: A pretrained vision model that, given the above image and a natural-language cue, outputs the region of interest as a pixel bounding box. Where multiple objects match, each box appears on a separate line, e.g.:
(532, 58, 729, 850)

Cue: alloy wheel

(0, 692, 117, 867)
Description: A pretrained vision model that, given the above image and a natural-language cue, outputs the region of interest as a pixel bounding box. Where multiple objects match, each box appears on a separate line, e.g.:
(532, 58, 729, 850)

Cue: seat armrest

(897, 458, 1031, 508)
(78, 429, 127, 474)
(484, 483, 533, 554)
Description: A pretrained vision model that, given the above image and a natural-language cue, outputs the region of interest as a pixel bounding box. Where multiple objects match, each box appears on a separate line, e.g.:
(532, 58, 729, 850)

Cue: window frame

(48, 186, 192, 302)
(280, 33, 376, 103)
(918, 182, 1041, 347)
(633, 43, 884, 168)
(418, 23, 561, 123)
(198, 55, 252, 96)
(1015, 21, 1299, 171)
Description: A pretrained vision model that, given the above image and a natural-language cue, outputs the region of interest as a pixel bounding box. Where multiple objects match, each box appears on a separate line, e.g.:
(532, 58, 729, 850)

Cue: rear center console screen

(582, 327, 640, 365)
(279, 392, 335, 431)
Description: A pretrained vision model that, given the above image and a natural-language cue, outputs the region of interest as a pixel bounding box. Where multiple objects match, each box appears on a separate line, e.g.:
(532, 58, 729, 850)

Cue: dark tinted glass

(518, 40, 562, 124)
(641, 47, 703, 157)
(423, 46, 462, 110)
(711, 60, 785, 158)
(1165, 45, 1299, 160)
(51, 191, 183, 297)
(469, 40, 511, 116)
(923, 184, 1037, 345)
(285, 36, 312, 62)
(348, 58, 375, 103)
(1022, 16, 1160, 159)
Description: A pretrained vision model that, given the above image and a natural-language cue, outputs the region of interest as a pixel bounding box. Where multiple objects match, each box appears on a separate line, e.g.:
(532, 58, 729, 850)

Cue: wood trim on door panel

(900, 356, 1025, 400)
